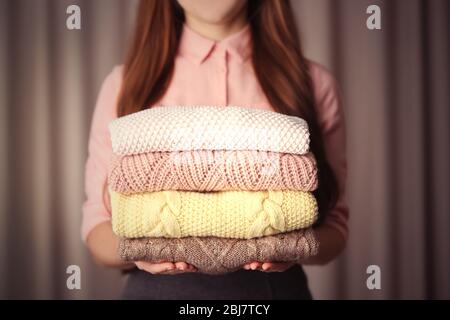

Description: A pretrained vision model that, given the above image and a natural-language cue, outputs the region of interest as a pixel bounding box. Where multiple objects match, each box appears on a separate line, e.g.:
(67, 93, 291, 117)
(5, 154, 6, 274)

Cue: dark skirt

(122, 265, 312, 300)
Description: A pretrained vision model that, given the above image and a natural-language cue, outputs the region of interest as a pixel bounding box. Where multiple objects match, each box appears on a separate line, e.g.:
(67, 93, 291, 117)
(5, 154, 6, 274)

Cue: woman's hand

(135, 261, 197, 274)
(86, 222, 198, 274)
(242, 225, 347, 271)
(243, 262, 295, 272)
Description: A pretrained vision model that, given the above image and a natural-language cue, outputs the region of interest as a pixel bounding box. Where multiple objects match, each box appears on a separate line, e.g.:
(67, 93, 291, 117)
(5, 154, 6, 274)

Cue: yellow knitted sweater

(111, 190, 318, 239)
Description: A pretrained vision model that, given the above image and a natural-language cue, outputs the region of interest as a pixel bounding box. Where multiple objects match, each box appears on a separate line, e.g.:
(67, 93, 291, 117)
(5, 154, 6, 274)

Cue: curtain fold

(0, 0, 448, 299)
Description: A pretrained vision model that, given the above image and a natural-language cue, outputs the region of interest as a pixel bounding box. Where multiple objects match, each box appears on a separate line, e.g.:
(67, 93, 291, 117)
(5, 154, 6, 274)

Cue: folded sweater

(119, 229, 319, 275)
(109, 106, 310, 155)
(108, 150, 318, 194)
(111, 190, 318, 239)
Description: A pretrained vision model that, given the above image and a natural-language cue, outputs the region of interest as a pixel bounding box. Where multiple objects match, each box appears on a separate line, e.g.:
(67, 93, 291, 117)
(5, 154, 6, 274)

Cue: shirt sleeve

(309, 61, 349, 243)
(81, 66, 122, 242)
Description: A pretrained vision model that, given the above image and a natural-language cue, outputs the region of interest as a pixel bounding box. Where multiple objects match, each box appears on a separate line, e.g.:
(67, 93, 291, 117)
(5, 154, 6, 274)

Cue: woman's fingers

(243, 262, 294, 272)
(175, 262, 187, 270)
(135, 261, 198, 274)
(261, 262, 294, 272)
(174, 262, 197, 272)
(250, 262, 262, 270)
(135, 261, 176, 274)
(261, 262, 274, 271)
(136, 261, 293, 274)
(243, 262, 263, 270)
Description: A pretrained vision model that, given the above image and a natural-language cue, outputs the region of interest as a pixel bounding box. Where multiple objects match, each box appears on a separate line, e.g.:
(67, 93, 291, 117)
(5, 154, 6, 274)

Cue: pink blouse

(81, 25, 348, 242)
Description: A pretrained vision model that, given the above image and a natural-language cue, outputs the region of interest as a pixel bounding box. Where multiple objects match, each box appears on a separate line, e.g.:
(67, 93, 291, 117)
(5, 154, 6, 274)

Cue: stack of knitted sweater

(108, 106, 320, 274)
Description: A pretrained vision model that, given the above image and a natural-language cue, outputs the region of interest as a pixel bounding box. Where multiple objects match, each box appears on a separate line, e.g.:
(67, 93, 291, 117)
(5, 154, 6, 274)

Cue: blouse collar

(178, 24, 252, 64)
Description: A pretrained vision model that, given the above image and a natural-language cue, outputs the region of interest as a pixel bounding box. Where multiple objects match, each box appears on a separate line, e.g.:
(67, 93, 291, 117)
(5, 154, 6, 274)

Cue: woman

(82, 0, 348, 299)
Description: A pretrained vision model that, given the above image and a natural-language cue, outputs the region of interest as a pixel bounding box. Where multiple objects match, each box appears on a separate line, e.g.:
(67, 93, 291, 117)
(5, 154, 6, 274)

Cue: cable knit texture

(109, 105, 310, 155)
(119, 229, 319, 274)
(108, 151, 318, 193)
(110, 189, 318, 239)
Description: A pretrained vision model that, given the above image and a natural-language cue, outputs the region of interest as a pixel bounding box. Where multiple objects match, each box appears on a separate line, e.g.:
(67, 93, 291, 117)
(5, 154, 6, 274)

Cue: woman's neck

(184, 11, 248, 41)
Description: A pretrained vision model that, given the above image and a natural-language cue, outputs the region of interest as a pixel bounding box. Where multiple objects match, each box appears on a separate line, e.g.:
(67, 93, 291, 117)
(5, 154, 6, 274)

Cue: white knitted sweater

(109, 106, 310, 155)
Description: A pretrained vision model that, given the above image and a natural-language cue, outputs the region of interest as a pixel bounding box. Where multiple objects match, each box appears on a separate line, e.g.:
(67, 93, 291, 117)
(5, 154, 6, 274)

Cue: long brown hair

(117, 0, 338, 222)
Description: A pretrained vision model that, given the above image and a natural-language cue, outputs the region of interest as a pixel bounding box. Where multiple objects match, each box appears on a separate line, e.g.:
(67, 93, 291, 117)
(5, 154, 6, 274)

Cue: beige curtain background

(0, 0, 448, 299)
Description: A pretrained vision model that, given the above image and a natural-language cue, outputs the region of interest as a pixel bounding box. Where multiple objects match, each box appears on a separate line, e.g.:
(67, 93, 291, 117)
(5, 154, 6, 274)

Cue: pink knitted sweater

(108, 150, 318, 193)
